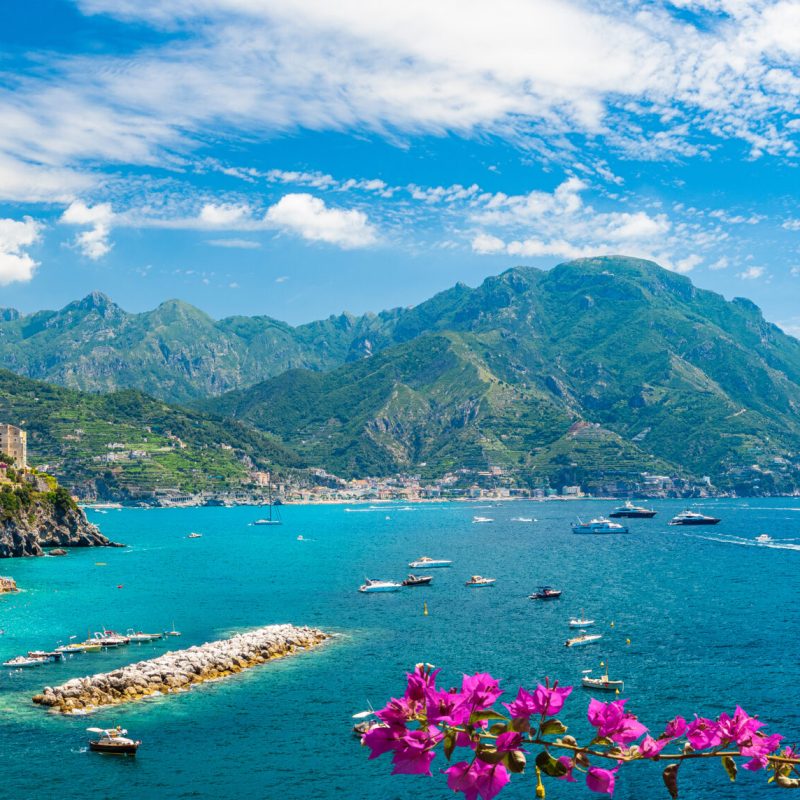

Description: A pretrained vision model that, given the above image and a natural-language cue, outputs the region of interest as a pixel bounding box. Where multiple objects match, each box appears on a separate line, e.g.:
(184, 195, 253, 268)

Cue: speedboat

(125, 629, 163, 642)
(359, 579, 402, 593)
(402, 575, 433, 587)
(609, 501, 656, 519)
(472, 516, 494, 523)
(569, 609, 594, 627)
(93, 631, 130, 647)
(87, 728, 140, 755)
(187, 532, 203, 539)
(465, 575, 496, 587)
(56, 639, 102, 654)
(668, 510, 721, 526)
(512, 517, 535, 522)
(571, 517, 629, 534)
(756, 534, 773, 544)
(3, 655, 48, 668)
(530, 586, 562, 600)
(581, 670, 624, 692)
(565, 633, 603, 647)
(408, 557, 452, 569)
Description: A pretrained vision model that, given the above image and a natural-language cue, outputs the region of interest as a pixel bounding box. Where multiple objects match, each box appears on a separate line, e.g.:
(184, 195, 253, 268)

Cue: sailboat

(253, 473, 282, 526)
(569, 609, 595, 627)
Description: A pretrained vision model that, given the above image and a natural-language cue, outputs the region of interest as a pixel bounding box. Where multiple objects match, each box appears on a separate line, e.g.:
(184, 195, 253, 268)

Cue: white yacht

(358, 579, 402, 593)
(472, 516, 494, 524)
(408, 557, 452, 569)
(571, 517, 629, 534)
(465, 575, 496, 588)
(565, 632, 603, 647)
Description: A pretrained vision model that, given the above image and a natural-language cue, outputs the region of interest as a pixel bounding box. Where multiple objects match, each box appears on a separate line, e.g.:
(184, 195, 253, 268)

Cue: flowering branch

(360, 664, 800, 798)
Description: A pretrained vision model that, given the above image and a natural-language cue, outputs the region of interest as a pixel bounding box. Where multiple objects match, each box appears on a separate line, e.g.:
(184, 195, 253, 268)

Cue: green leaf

(535, 751, 568, 778)
(540, 719, 567, 736)
(470, 710, 508, 724)
(506, 750, 527, 774)
(662, 763, 679, 799)
(590, 736, 614, 747)
(476, 746, 505, 765)
(721, 756, 737, 782)
(511, 717, 531, 733)
(489, 723, 508, 736)
(443, 730, 457, 761)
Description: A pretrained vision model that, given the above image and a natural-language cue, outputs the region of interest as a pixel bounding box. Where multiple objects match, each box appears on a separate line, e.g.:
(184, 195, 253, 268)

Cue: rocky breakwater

(0, 575, 17, 592)
(33, 624, 329, 714)
(0, 489, 119, 558)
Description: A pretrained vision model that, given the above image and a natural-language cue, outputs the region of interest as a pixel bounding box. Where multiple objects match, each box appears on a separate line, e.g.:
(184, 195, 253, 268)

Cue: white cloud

(0, 216, 41, 284)
(738, 265, 765, 280)
(709, 256, 729, 270)
(783, 219, 800, 231)
(264, 193, 377, 248)
(206, 238, 261, 249)
(275, 275, 289, 283)
(471, 233, 506, 254)
(672, 254, 703, 274)
(198, 203, 251, 228)
(60, 201, 114, 259)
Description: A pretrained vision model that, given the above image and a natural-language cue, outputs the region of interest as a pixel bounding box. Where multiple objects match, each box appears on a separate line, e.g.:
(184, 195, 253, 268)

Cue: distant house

(0, 424, 27, 468)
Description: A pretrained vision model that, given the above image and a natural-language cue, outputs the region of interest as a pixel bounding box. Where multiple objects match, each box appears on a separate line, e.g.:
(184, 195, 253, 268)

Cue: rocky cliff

(0, 500, 115, 558)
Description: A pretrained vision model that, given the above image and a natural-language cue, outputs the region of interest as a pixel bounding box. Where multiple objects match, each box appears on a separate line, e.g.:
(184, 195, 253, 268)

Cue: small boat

(164, 622, 182, 637)
(3, 655, 48, 668)
(27, 651, 63, 662)
(512, 517, 535, 522)
(668, 510, 721, 526)
(465, 575, 496, 588)
(565, 633, 603, 647)
(756, 534, 773, 544)
(87, 728, 140, 755)
(359, 579, 402, 593)
(93, 631, 130, 647)
(56, 640, 102, 654)
(582, 669, 624, 692)
(253, 474, 282, 525)
(530, 586, 562, 600)
(571, 517, 630, 535)
(125, 629, 163, 643)
(472, 516, 494, 524)
(609, 501, 657, 519)
(408, 557, 452, 569)
(569, 609, 595, 627)
(352, 711, 387, 738)
(187, 532, 203, 539)
(253, 519, 282, 526)
(402, 574, 432, 587)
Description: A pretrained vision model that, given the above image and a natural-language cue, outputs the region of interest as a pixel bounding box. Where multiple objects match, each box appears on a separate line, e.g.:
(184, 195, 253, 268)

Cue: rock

(34, 624, 329, 714)
(49, 549, 68, 557)
(0, 576, 17, 593)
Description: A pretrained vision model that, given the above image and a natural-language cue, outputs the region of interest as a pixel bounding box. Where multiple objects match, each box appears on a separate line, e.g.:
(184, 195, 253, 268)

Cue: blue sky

(1, 1, 800, 333)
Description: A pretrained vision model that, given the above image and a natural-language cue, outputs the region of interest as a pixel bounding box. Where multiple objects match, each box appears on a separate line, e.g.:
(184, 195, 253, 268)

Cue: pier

(33, 624, 328, 714)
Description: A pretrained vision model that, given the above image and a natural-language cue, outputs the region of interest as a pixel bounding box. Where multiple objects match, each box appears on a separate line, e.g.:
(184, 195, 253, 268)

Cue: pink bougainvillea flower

(661, 716, 687, 740)
(557, 756, 577, 782)
(405, 664, 440, 704)
(639, 735, 668, 759)
(586, 765, 619, 795)
(495, 731, 523, 753)
(376, 696, 418, 729)
(686, 716, 722, 750)
(390, 726, 443, 776)
(588, 698, 627, 738)
(425, 686, 470, 726)
(461, 672, 503, 711)
(445, 760, 510, 800)
(610, 715, 648, 746)
(363, 724, 402, 759)
(717, 706, 765, 746)
(503, 682, 573, 719)
(740, 733, 784, 771)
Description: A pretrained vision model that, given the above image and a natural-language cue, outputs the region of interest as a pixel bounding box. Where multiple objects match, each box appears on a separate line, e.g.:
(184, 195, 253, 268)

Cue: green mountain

(206, 257, 800, 493)
(0, 370, 298, 500)
(0, 291, 403, 405)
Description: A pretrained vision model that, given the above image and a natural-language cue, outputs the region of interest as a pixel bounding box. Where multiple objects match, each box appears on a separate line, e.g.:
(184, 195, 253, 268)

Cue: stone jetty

(33, 624, 328, 714)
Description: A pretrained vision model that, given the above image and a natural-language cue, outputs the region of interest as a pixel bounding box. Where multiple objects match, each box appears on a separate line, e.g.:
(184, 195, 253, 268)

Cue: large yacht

(668, 510, 721, 526)
(571, 517, 630, 535)
(408, 556, 452, 569)
(609, 501, 657, 519)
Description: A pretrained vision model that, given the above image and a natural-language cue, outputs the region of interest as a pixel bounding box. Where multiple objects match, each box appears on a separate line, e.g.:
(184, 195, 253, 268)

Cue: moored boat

(609, 501, 656, 519)
(472, 516, 493, 524)
(465, 575, 496, 588)
(93, 630, 130, 647)
(402, 574, 433, 587)
(126, 628, 163, 642)
(571, 517, 629, 535)
(87, 727, 140, 755)
(359, 579, 402, 593)
(408, 556, 452, 569)
(27, 650, 63, 662)
(668, 510, 721, 526)
(569, 609, 594, 627)
(164, 622, 182, 637)
(529, 586, 562, 600)
(3, 655, 48, 668)
(581, 670, 624, 692)
(565, 633, 603, 647)
(187, 532, 203, 538)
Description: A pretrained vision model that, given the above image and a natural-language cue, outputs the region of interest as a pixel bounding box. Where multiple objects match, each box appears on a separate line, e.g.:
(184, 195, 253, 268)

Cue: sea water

(1, 499, 798, 800)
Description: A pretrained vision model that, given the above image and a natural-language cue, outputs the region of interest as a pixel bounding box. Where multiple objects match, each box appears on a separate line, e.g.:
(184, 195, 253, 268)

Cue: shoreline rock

(0, 576, 17, 593)
(33, 624, 329, 714)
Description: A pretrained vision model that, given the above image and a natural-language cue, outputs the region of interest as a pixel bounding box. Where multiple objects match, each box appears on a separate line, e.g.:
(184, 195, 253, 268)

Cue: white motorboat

(472, 516, 494, 524)
(87, 727, 141, 755)
(3, 655, 48, 668)
(571, 517, 629, 534)
(756, 534, 773, 544)
(512, 517, 535, 522)
(565, 633, 603, 647)
(465, 575, 496, 588)
(125, 629, 163, 642)
(408, 557, 452, 569)
(359, 579, 402, 593)
(187, 532, 203, 539)
(93, 630, 130, 647)
(581, 670, 624, 692)
(668, 510, 721, 526)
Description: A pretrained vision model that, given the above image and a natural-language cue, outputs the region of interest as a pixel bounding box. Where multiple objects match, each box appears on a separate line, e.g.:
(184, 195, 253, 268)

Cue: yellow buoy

(626, 638, 631, 645)
(423, 601, 429, 616)
(610, 621, 615, 627)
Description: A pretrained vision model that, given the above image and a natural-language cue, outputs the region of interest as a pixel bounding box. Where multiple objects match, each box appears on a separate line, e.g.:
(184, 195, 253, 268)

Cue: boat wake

(683, 533, 800, 551)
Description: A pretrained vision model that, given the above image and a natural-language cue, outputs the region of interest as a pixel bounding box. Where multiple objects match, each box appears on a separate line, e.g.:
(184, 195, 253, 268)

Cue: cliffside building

(0, 424, 27, 468)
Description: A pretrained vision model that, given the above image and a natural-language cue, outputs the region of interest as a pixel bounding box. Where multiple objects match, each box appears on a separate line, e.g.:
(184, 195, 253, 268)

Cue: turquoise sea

(1, 499, 799, 800)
